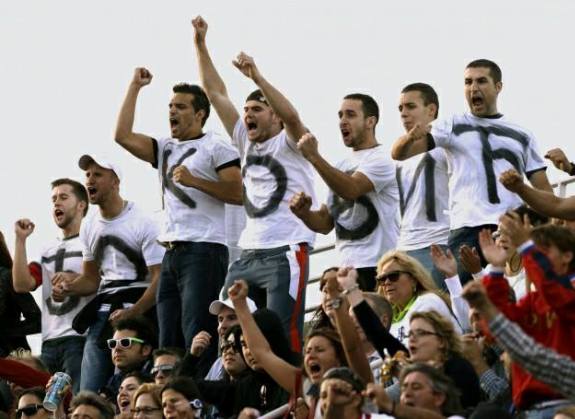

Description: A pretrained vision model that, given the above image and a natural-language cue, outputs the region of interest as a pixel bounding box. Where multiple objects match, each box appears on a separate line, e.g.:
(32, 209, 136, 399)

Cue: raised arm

(289, 192, 334, 234)
(114, 68, 156, 163)
(390, 123, 432, 161)
(12, 219, 38, 293)
(232, 52, 306, 142)
(500, 169, 575, 220)
(192, 16, 239, 137)
(327, 268, 374, 384)
(228, 280, 299, 394)
(297, 133, 374, 201)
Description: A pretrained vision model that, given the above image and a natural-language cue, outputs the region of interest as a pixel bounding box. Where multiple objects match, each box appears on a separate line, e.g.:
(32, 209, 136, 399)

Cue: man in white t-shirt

(114, 67, 242, 354)
(290, 94, 399, 291)
(391, 59, 552, 283)
(52, 155, 164, 392)
(193, 16, 315, 350)
(395, 83, 450, 289)
(12, 178, 91, 393)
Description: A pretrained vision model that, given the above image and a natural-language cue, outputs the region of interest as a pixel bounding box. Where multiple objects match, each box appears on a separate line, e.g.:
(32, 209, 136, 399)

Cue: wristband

(342, 284, 359, 295)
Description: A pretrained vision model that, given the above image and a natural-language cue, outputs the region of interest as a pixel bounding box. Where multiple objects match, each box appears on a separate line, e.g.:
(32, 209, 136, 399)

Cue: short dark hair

(160, 376, 201, 402)
(363, 292, 393, 330)
(123, 370, 153, 385)
(113, 316, 157, 349)
(401, 83, 440, 118)
(51, 178, 89, 217)
(322, 367, 365, 392)
(400, 363, 462, 417)
(531, 224, 575, 271)
(70, 391, 115, 419)
(466, 59, 502, 84)
(18, 387, 46, 404)
(512, 205, 549, 227)
(343, 93, 379, 126)
(172, 83, 211, 127)
(152, 347, 184, 362)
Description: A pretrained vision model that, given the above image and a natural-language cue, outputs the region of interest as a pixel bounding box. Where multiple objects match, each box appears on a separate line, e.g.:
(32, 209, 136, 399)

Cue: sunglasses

(376, 270, 411, 283)
(151, 364, 175, 376)
(107, 337, 145, 350)
(16, 404, 45, 419)
(220, 342, 239, 354)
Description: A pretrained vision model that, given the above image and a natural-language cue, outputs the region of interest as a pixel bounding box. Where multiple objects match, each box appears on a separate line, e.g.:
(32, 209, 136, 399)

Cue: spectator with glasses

(131, 384, 162, 419)
(402, 310, 481, 409)
(16, 388, 49, 419)
(104, 317, 155, 399)
(376, 251, 461, 346)
(161, 377, 203, 419)
(151, 348, 183, 386)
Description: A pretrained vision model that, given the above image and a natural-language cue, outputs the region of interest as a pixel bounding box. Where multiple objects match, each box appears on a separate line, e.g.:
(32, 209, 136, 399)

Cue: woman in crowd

(405, 310, 481, 409)
(194, 311, 294, 417)
(116, 372, 153, 418)
(229, 280, 349, 417)
(376, 251, 461, 345)
(161, 377, 203, 419)
(309, 267, 339, 331)
(131, 384, 163, 419)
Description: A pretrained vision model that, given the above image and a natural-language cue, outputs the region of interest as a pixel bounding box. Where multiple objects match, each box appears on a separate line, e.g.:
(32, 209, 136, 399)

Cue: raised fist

(15, 219, 35, 240)
(191, 16, 208, 44)
(132, 67, 153, 88)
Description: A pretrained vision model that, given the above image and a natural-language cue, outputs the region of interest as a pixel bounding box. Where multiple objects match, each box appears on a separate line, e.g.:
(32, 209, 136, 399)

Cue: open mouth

(307, 361, 322, 379)
(87, 186, 97, 197)
(170, 117, 179, 128)
(118, 399, 130, 410)
(54, 209, 64, 218)
(340, 128, 351, 139)
(247, 122, 257, 132)
(471, 96, 484, 107)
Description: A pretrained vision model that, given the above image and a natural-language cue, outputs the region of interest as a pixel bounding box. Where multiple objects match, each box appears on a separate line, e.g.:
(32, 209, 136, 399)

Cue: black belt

(159, 241, 192, 250)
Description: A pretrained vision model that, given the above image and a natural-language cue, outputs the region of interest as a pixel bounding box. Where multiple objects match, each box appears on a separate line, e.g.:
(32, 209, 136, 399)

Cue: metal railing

(303, 176, 575, 315)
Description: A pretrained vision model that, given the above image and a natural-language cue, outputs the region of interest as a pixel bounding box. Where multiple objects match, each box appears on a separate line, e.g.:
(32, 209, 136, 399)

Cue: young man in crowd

(52, 155, 164, 392)
(151, 348, 183, 386)
(104, 316, 155, 397)
(392, 59, 552, 283)
(394, 83, 450, 288)
(193, 16, 316, 350)
(12, 179, 91, 393)
(69, 392, 115, 419)
(114, 66, 242, 355)
(290, 93, 399, 291)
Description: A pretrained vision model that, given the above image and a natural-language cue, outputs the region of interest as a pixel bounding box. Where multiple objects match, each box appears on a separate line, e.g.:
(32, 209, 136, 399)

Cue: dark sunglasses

(107, 337, 145, 350)
(220, 342, 239, 354)
(151, 364, 175, 376)
(376, 270, 411, 283)
(16, 404, 45, 419)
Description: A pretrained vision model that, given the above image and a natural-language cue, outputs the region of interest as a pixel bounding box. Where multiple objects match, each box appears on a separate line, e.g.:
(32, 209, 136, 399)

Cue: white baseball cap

(78, 154, 123, 182)
(209, 296, 257, 315)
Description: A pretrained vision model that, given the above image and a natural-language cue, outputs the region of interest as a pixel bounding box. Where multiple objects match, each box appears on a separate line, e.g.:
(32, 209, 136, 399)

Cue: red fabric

(28, 262, 42, 288)
(0, 358, 50, 388)
(289, 244, 308, 352)
(483, 244, 575, 409)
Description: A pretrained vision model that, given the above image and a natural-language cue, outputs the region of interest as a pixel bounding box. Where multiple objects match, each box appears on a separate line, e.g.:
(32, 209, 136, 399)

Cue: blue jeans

(157, 242, 228, 349)
(223, 244, 309, 352)
(448, 225, 497, 284)
(79, 310, 114, 392)
(522, 401, 572, 419)
(41, 336, 85, 394)
(406, 245, 448, 291)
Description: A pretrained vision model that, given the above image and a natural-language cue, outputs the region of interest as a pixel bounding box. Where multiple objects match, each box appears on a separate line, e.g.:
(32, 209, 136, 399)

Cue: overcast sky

(2, 0, 574, 352)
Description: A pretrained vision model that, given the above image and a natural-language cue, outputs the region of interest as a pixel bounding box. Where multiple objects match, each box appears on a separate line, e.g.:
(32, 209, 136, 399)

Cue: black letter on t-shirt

(396, 153, 437, 222)
(161, 147, 198, 209)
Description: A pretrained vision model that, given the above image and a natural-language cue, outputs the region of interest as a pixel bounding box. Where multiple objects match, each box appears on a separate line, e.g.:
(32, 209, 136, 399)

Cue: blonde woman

(376, 251, 461, 345)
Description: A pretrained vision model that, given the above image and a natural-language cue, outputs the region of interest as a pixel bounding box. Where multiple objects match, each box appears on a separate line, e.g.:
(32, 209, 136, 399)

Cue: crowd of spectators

(3, 15, 575, 419)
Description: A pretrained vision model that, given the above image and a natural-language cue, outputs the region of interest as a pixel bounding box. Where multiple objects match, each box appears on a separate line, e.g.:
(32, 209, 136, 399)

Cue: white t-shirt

(37, 236, 94, 341)
(327, 145, 399, 267)
(431, 113, 546, 230)
(396, 148, 450, 250)
(154, 132, 240, 244)
(389, 293, 462, 347)
(232, 120, 316, 249)
(80, 201, 165, 293)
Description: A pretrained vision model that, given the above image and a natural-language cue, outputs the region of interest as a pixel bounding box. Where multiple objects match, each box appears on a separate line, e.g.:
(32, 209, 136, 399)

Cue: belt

(159, 241, 192, 250)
